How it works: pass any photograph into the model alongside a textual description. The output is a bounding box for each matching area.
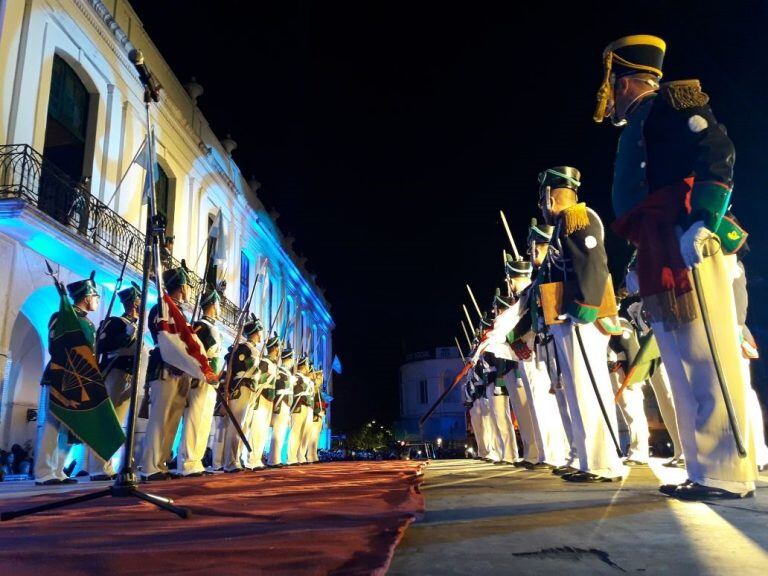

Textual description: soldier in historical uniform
[622,294,685,468]
[484,346,519,467]
[86,282,141,481]
[139,266,193,481]
[287,355,314,465]
[298,360,319,464]
[34,273,100,485]
[220,318,264,471]
[527,219,579,474]
[177,288,222,477]
[598,35,757,498]
[305,367,326,463]
[537,166,625,483]
[243,331,280,470]
[267,344,295,467]
[506,256,570,470]
[607,312,651,466]
[474,361,498,462]
[725,217,768,472]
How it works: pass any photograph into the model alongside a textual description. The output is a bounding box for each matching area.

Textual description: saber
[454,337,466,363]
[460,321,472,349]
[574,324,624,458]
[466,284,482,319]
[500,210,521,261]
[691,265,747,458]
[462,304,475,333]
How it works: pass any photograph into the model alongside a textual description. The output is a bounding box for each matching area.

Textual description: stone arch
[0,284,55,452]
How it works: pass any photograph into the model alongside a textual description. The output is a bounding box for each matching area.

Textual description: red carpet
[0,461,425,575]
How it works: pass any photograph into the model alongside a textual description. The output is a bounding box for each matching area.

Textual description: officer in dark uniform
[598,35,757,499]
[87,282,141,481]
[34,272,100,485]
[537,166,625,483]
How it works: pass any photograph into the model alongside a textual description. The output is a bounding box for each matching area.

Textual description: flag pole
[1,80,191,522]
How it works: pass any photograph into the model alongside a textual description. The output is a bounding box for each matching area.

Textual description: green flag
[45,292,125,460]
[614,331,661,401]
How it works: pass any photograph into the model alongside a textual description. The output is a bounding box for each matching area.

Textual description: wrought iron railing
[0,143,241,329]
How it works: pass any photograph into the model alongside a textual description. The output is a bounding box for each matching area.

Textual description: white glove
[626,301,645,331]
[624,269,640,295]
[680,221,710,268]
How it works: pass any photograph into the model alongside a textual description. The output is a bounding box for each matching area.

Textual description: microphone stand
[2,79,189,521]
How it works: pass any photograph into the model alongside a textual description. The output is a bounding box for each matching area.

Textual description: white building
[0,0,334,459]
[397,347,466,444]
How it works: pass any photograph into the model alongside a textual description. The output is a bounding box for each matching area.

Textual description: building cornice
[66,0,331,322]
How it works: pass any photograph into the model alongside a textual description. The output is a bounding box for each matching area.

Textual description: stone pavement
[390,459,768,575]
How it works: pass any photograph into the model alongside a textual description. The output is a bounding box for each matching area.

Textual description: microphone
[128,49,160,102]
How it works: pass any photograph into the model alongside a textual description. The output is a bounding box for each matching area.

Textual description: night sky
[129,0,768,431]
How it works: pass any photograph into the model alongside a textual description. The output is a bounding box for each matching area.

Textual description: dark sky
[129,0,768,431]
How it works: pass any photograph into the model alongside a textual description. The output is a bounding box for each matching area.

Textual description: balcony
[0,144,241,329]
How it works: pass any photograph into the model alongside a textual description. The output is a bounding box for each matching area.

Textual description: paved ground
[390,459,768,575]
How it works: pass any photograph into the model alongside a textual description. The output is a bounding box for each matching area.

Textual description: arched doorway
[1,311,44,455]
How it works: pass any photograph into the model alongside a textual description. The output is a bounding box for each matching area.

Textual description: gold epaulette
[561,203,590,235]
[661,80,710,110]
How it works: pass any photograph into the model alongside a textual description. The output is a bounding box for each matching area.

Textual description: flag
[471,297,524,363]
[331,354,343,374]
[157,294,216,381]
[208,209,229,283]
[614,331,661,401]
[45,292,125,460]
[138,132,158,206]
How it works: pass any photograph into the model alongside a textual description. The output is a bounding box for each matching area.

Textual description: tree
[347,421,393,451]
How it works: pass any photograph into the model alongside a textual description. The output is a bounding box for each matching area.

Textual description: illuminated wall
[0,0,334,458]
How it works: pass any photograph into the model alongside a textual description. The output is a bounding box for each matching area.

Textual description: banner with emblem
[45,292,126,461]
[156,293,216,382]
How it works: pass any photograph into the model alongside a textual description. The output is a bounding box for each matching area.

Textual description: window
[204,213,218,289]
[239,251,250,309]
[419,380,429,405]
[41,55,93,224]
[155,164,170,222]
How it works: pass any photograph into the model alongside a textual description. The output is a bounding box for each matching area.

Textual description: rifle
[95,237,136,360]
[220,260,269,399]
[229,292,286,395]
[211,260,269,452]
[44,260,66,297]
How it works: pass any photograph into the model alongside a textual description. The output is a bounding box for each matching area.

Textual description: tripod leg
[129,488,192,519]
[0,488,112,522]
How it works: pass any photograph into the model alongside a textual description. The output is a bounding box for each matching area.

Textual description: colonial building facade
[0,0,334,460]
